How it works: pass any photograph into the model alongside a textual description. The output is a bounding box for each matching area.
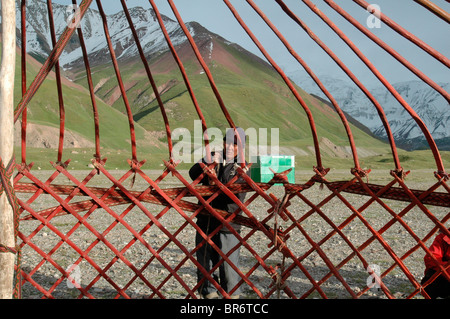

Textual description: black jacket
[189,152,248,233]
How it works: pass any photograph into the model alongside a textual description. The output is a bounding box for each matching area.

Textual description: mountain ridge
[289,72,450,151]
[13,1,185,67]
[9,0,424,170]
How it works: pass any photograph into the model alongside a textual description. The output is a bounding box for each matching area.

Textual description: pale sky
[53,0,450,86]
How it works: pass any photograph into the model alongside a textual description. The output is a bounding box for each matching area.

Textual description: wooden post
[0,0,16,299]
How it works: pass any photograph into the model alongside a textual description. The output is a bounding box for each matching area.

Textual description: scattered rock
[17,170,443,299]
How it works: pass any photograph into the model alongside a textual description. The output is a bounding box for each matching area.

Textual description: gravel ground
[15,169,448,299]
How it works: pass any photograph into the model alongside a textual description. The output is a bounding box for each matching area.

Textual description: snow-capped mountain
[290,72,450,150]
[14,0,192,69]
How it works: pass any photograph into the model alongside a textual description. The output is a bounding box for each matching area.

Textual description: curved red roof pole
[147,0,214,163]
[120,0,173,160]
[301,0,445,174]
[245,0,362,171]
[96,0,137,163]
[223,0,324,170]
[325,0,449,104]
[353,0,450,68]
[14,0,94,123]
[275,0,402,172]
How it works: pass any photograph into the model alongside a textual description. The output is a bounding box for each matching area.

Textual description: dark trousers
[195,224,242,297]
[421,270,450,299]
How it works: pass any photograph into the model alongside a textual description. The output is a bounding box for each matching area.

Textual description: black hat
[223,127,246,147]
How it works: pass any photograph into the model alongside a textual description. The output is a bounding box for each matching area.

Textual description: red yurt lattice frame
[0,0,449,299]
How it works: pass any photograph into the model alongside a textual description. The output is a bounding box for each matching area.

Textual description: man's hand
[208,152,222,185]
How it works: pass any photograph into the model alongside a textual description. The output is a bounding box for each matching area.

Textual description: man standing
[189,127,247,299]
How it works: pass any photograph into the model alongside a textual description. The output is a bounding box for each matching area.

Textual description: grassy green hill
[10,47,168,170]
